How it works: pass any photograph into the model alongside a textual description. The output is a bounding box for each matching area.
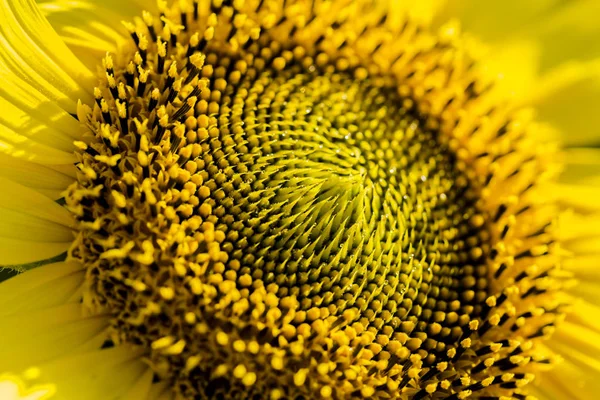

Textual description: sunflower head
[55,0,565,398]
[2,0,596,399]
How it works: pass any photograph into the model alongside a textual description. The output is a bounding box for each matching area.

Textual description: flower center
[67,1,559,398]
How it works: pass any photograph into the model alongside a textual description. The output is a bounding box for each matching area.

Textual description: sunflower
[1,0,599,399]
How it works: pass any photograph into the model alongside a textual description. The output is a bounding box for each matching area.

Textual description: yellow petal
[0,375,53,400]
[434,2,600,147]
[436,1,600,73]
[550,183,600,212]
[38,346,148,400]
[0,286,150,398]
[39,0,155,71]
[0,261,150,400]
[559,210,600,241]
[538,321,600,399]
[0,154,74,200]
[479,39,540,102]
[432,0,559,43]
[0,239,70,265]
[560,148,600,186]
[0,64,83,132]
[533,297,600,399]
[122,369,154,400]
[532,356,600,400]
[0,260,104,373]
[38,0,151,16]
[531,60,600,146]
[0,0,94,112]
[0,207,73,242]
[0,123,76,165]
[49,163,77,179]
[0,26,85,165]
[0,92,79,152]
[524,0,600,72]
[0,261,84,317]
[0,79,82,151]
[0,304,110,372]
[0,179,74,264]
[552,321,600,363]
[570,279,600,306]
[0,178,74,226]
[565,298,600,333]
[0,260,80,300]
[564,237,600,256]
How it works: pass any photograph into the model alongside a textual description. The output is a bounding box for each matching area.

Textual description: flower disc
[67,1,563,398]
